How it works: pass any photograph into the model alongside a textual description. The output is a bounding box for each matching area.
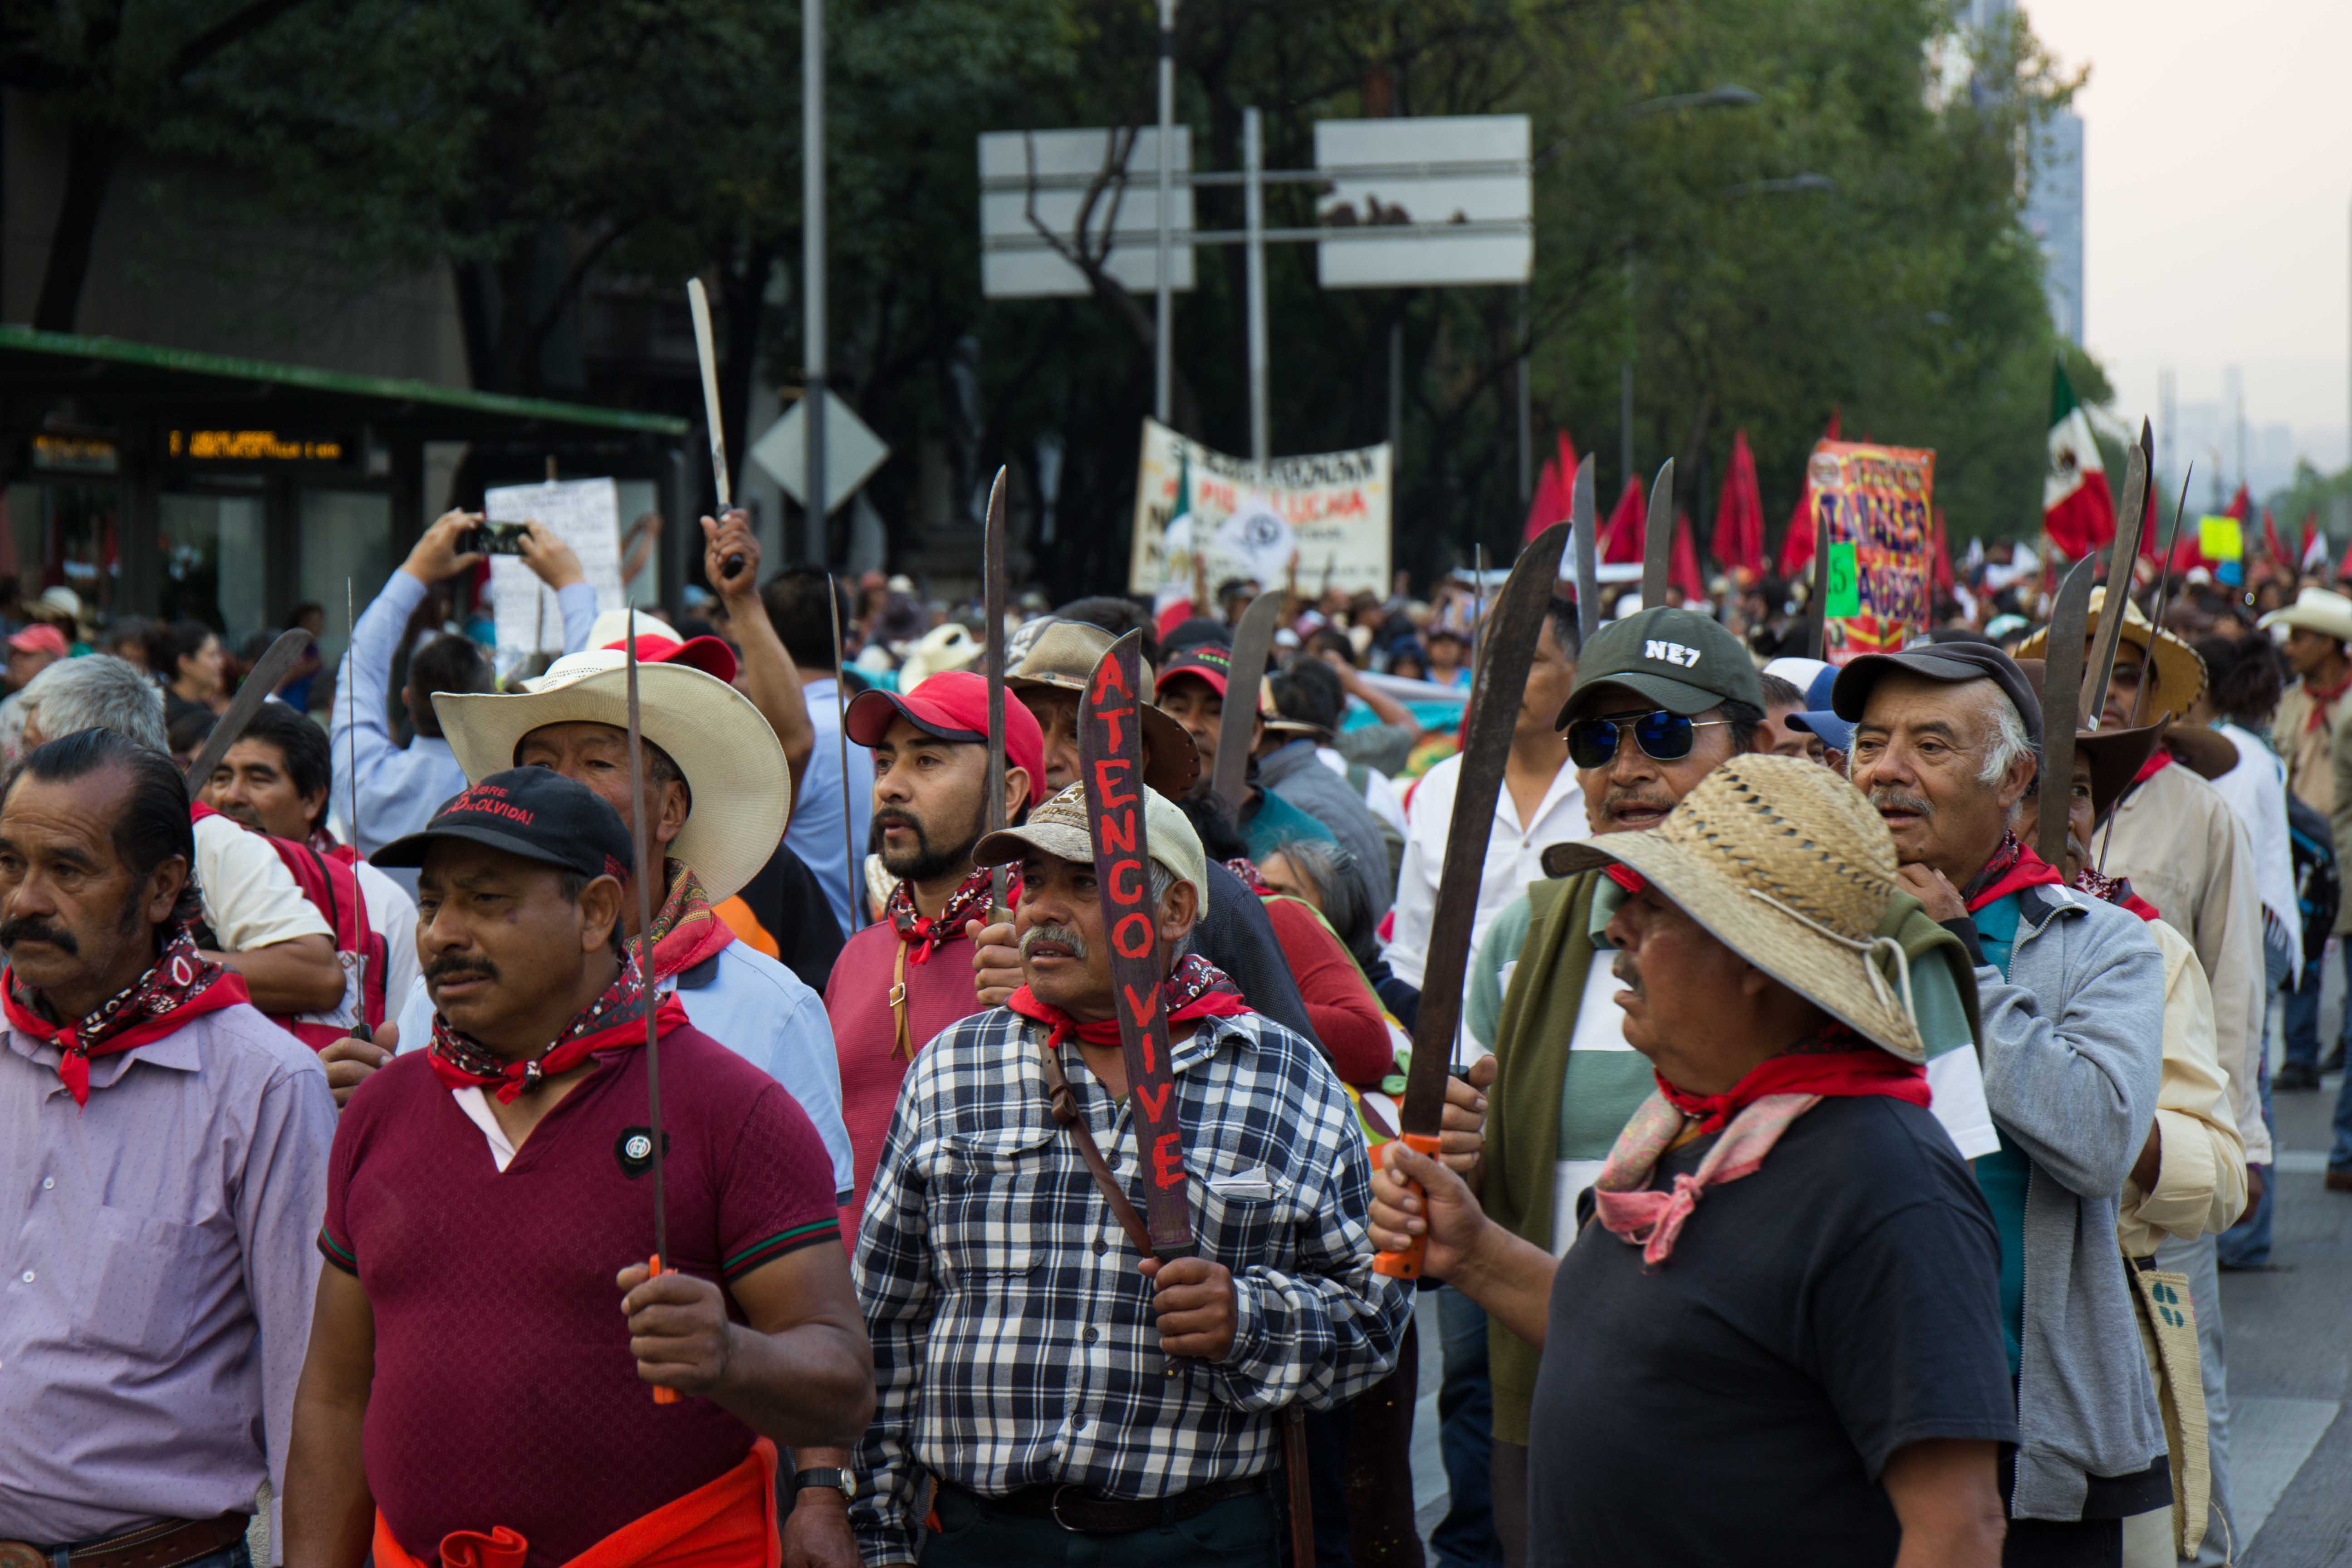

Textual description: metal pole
[1154,0,1177,426]
[803,0,827,559]
[1388,316,1403,461]
[1619,251,1635,493]
[1244,106,1269,466]
[1517,285,1532,504]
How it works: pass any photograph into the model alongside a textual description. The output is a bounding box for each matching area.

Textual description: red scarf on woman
[428,956,689,1103]
[1006,954,1251,1050]
[1654,1039,1932,1136]
[2,927,249,1107]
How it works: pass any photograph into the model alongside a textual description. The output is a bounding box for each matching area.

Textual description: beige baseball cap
[973,780,1208,911]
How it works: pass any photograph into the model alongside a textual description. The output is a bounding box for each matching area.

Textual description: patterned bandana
[1007,953,1252,1050]
[427,955,690,1104]
[886,863,1013,961]
[1,927,249,1108]
[1961,831,2066,914]
[646,859,735,977]
[2074,866,2161,923]
[1225,857,1273,896]
[1592,1026,1930,1266]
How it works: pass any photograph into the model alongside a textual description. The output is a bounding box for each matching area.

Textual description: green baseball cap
[1554,606,1762,729]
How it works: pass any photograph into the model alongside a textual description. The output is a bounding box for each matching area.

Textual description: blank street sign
[1313,116,1532,289]
[978,127,1196,299]
[750,399,890,517]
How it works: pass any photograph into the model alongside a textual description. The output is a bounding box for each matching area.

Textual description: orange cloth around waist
[715,895,781,960]
[371,1436,779,1568]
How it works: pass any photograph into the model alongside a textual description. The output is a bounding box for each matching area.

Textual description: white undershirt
[452,1086,519,1172]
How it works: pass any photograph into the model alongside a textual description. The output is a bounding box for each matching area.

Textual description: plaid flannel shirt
[848,1004,1408,1566]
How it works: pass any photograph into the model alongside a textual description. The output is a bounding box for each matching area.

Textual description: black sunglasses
[1565,710,1731,769]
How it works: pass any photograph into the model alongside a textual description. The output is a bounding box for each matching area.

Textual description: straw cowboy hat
[2259,585,2352,645]
[431,642,789,904]
[2014,585,2205,719]
[897,622,983,687]
[1541,755,1941,1063]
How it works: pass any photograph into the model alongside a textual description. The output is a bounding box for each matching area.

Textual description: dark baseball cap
[1555,606,1762,729]
[372,767,634,883]
[1829,642,2043,746]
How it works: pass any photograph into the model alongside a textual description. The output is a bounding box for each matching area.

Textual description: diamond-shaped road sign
[750,399,891,517]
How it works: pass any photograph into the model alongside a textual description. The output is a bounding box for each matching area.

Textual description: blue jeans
[2282,952,2326,1069]
[1430,1287,1502,1568]
[2332,1038,2352,1171]
[2220,988,2281,1267]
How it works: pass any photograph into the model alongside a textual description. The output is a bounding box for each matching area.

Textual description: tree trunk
[32,122,125,332]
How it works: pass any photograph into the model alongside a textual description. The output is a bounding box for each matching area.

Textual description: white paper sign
[483,478,624,655]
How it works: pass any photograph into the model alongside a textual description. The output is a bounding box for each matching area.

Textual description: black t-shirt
[736,839,847,995]
[1527,1094,2015,1568]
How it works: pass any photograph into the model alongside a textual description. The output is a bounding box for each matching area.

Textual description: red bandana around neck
[1653,1037,1931,1137]
[1961,831,2066,914]
[1006,953,1251,1052]
[886,864,1015,962]
[2074,866,2161,923]
[3,927,249,1107]
[427,956,690,1104]
[646,859,735,978]
[2305,668,2352,732]
[2133,748,2175,786]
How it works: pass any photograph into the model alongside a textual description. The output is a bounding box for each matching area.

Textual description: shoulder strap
[1034,1030,1154,1256]
[890,939,915,1060]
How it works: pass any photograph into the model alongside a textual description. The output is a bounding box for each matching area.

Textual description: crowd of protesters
[6,491,2349,1568]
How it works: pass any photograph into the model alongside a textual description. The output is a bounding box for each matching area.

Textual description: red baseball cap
[599,632,738,684]
[7,624,67,658]
[845,669,1045,786]
[1155,645,1231,699]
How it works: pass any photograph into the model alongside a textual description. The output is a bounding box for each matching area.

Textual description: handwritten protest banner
[1805,441,1936,665]
[1129,419,1392,601]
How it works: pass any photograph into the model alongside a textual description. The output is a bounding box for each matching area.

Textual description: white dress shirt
[1382,750,1586,990]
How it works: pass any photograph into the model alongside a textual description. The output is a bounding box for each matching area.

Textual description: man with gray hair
[1839,642,2173,1561]
[19,655,345,1018]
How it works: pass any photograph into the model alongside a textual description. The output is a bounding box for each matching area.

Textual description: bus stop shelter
[0,325,695,660]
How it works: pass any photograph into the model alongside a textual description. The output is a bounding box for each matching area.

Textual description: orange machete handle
[1371,1132,1444,1280]
[648,1253,681,1404]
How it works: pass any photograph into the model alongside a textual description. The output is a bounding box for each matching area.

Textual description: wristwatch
[793,1467,857,1501]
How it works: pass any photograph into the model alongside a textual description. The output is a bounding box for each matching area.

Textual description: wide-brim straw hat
[2014,586,2205,718]
[2259,585,2352,645]
[432,651,788,904]
[1541,754,1931,1063]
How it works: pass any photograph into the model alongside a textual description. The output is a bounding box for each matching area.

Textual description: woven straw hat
[2014,586,2205,718]
[1543,754,1930,1063]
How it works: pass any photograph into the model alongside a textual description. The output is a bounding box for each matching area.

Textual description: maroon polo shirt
[319,1024,838,1567]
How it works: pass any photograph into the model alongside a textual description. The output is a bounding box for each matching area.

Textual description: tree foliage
[41,0,2092,593]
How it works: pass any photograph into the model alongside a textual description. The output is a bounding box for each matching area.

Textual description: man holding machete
[830,782,1406,1568]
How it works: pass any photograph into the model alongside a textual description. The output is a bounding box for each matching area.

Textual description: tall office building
[1957,0,2086,343]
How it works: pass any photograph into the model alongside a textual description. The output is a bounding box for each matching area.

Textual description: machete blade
[2080,421,2150,724]
[183,628,314,792]
[1374,520,1570,1281]
[983,466,1011,911]
[1076,630,1192,1256]
[1640,458,1675,608]
[1212,589,1283,820]
[1803,513,1830,662]
[1570,455,1600,645]
[2034,555,2097,867]
[2129,461,2195,730]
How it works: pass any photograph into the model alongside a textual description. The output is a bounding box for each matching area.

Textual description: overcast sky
[2024,0,2351,464]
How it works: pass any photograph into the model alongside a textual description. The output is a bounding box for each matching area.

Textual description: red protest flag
[2304,514,2328,573]
[1776,408,1841,578]
[2043,361,2115,557]
[2226,484,2250,522]
[1522,431,1577,544]
[1713,429,1766,574]
[1931,508,1955,595]
[1600,476,1646,564]
[1670,510,1705,602]
[2263,509,2287,568]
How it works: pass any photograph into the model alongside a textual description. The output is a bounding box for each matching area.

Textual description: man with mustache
[284,769,871,1568]
[1838,642,2171,1563]
[1461,608,1999,1567]
[0,728,335,1563]
[834,783,1407,1568]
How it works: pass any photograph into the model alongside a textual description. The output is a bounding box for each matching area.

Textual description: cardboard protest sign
[484,478,624,656]
[1130,419,1390,601]
[1803,441,1936,665]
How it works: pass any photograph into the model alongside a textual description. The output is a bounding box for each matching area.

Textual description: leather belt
[946,1476,1265,1534]
[0,1515,250,1568]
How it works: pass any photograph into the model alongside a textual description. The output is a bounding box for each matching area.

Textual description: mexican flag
[2044,361,2114,557]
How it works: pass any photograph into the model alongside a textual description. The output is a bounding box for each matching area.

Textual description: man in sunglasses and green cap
[1461,607,2001,1567]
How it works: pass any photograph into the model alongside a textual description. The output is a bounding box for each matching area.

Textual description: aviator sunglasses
[1565,710,1732,769]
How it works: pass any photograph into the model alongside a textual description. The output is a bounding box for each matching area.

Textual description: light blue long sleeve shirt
[786,676,872,936]
[332,570,596,883]
[394,938,854,1202]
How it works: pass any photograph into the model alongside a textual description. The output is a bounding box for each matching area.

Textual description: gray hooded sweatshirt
[1967,880,2169,1521]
